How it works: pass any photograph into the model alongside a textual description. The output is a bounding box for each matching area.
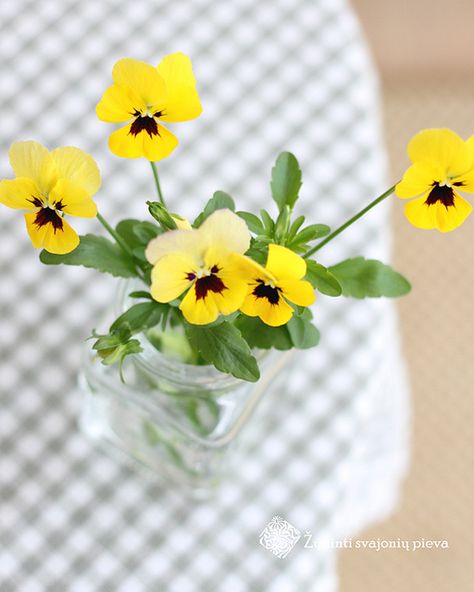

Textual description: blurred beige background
[339,1,474,590]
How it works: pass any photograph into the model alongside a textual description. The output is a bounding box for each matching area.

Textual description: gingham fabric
[0,1,410,591]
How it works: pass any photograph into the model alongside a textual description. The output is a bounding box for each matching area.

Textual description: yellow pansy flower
[146,209,251,325]
[96,53,202,161]
[0,141,100,254]
[396,128,474,232]
[239,244,316,327]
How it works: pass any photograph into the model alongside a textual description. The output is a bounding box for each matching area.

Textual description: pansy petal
[49,179,97,218]
[453,168,474,193]
[199,209,251,254]
[96,83,142,123]
[108,122,178,161]
[239,294,259,318]
[435,194,472,233]
[108,123,144,159]
[9,141,55,193]
[228,253,275,284]
[112,58,166,107]
[395,162,440,199]
[146,228,203,265]
[242,295,293,327]
[212,269,248,315]
[142,123,178,161]
[150,253,196,303]
[266,244,306,280]
[278,279,316,307]
[24,212,79,254]
[407,128,473,177]
[0,178,41,210]
[180,285,219,325]
[404,195,438,230]
[156,52,202,123]
[50,147,101,196]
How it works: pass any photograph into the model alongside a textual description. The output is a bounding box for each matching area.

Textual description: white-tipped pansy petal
[198,209,251,254]
[145,227,203,265]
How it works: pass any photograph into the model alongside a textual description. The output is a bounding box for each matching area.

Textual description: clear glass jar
[79,281,292,496]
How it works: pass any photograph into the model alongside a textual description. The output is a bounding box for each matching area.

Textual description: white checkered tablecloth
[0,1,410,590]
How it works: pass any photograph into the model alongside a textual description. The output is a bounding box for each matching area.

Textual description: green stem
[150,161,166,206]
[303,184,397,258]
[97,212,146,281]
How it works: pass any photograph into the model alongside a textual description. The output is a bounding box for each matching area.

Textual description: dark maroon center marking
[425,183,456,208]
[129,116,159,138]
[128,109,165,138]
[253,279,280,305]
[34,207,64,232]
[194,269,226,301]
[28,196,44,208]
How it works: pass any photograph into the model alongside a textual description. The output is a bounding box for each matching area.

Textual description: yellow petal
[24,211,79,254]
[9,141,55,194]
[179,285,219,325]
[211,263,249,316]
[112,58,166,108]
[150,253,196,302]
[239,294,259,318]
[146,228,203,265]
[0,178,41,209]
[395,162,440,199]
[278,279,316,307]
[199,209,251,254]
[435,193,472,232]
[407,128,473,177]
[228,253,275,284]
[96,83,141,123]
[171,214,192,230]
[156,52,202,123]
[108,122,178,160]
[453,167,474,193]
[142,123,178,161]
[241,294,294,327]
[266,244,306,280]
[50,147,101,196]
[403,195,437,229]
[49,179,97,218]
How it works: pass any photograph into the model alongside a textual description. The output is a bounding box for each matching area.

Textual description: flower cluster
[145,208,315,326]
[0,52,469,381]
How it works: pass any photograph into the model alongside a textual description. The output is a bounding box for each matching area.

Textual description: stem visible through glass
[304,184,397,258]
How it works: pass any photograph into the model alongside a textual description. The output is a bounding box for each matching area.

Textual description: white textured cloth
[0,1,409,590]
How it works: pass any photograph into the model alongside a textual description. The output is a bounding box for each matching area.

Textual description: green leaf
[305,260,342,297]
[194,191,235,227]
[128,291,153,300]
[328,257,412,298]
[237,211,264,234]
[39,234,137,278]
[287,215,306,241]
[270,152,302,211]
[260,209,274,235]
[110,302,166,333]
[116,219,160,249]
[134,221,161,244]
[292,223,331,243]
[235,316,293,350]
[185,321,260,382]
[286,316,320,349]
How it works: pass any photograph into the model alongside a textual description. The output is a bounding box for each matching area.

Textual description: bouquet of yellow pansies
[1,53,472,383]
